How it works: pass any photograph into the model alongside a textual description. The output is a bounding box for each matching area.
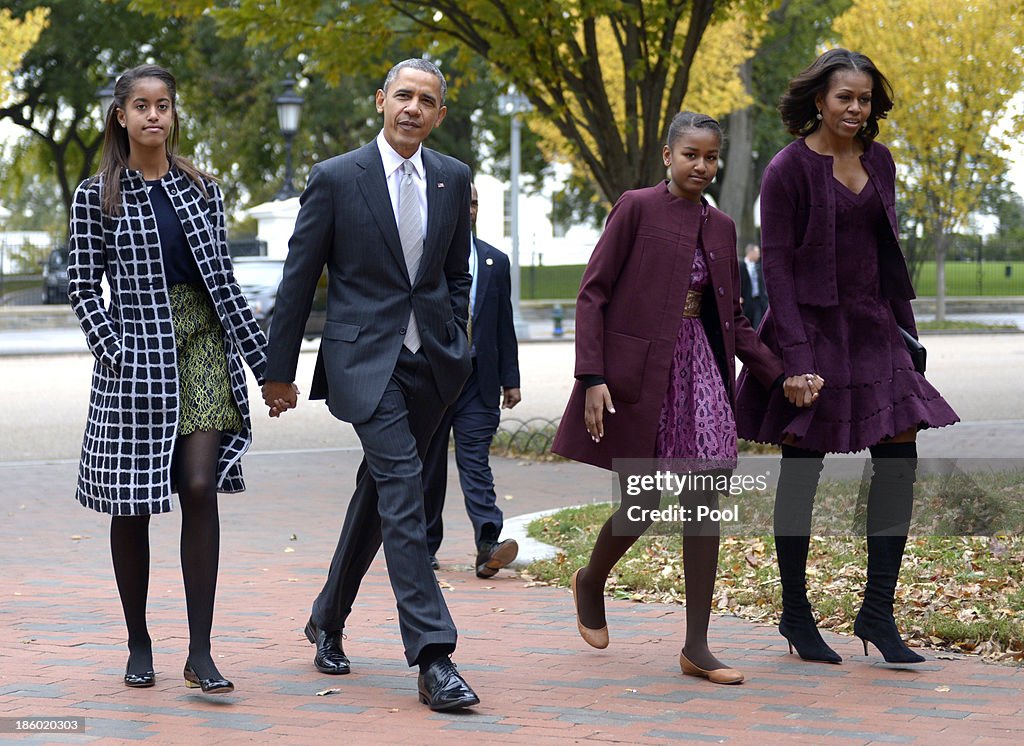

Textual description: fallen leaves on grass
[526,506,1024,663]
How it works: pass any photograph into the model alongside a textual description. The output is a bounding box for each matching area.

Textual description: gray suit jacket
[265,141,473,423]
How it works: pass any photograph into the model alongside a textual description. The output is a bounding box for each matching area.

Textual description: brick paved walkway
[1,451,1021,744]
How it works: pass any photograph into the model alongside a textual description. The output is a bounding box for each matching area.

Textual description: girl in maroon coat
[735,50,958,666]
[552,113,791,685]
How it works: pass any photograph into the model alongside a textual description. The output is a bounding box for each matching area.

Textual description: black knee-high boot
[775,445,841,663]
[854,441,924,663]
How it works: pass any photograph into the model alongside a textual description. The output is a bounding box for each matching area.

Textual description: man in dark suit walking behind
[740,243,768,330]
[261,58,479,711]
[422,184,521,577]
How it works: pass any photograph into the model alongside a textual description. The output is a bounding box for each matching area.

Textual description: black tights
[775,441,917,537]
[110,430,224,679]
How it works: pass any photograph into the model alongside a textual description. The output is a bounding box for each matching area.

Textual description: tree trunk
[716,60,756,256]
[934,224,949,323]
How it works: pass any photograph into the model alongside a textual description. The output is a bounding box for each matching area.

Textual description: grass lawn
[526,472,1024,661]
[520,261,1024,300]
[912,261,1024,296]
[917,319,1019,331]
[0,278,43,297]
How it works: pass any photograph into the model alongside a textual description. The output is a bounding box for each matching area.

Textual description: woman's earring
[815,110,823,121]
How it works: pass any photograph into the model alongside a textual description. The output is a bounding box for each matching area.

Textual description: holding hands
[262,380,300,417]
[783,373,825,408]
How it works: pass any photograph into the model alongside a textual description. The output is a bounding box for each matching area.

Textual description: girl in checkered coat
[68,64,282,694]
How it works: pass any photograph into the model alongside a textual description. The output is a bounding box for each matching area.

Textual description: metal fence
[491,417,562,459]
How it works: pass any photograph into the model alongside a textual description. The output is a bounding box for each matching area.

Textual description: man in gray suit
[262,59,478,711]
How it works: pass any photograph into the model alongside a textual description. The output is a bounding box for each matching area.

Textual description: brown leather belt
[683,289,702,318]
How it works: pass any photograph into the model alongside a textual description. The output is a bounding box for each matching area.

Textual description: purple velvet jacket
[759,139,916,375]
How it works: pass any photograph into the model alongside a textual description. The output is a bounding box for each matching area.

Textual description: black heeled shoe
[855,535,925,664]
[779,612,842,664]
[854,615,925,664]
[123,668,155,688]
[855,631,925,663]
[183,660,234,694]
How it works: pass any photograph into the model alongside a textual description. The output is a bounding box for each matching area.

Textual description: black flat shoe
[304,617,351,675]
[183,660,234,694]
[417,657,479,711]
[123,669,155,688]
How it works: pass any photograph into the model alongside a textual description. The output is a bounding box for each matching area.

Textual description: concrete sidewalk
[1,449,1022,745]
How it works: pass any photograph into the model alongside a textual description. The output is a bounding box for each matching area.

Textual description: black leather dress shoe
[123,669,155,688]
[304,618,351,675]
[475,538,519,578]
[183,660,234,694]
[417,657,480,711]
[429,555,440,570]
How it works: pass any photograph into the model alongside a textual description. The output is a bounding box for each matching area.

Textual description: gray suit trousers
[311,347,457,666]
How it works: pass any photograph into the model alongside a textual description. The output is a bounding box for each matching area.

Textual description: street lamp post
[96,71,119,123]
[273,77,304,200]
[498,90,532,341]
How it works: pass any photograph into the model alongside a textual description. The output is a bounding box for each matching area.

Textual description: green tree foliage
[175,27,551,216]
[0,0,183,235]
[2,3,552,234]
[133,0,755,204]
[986,187,1024,262]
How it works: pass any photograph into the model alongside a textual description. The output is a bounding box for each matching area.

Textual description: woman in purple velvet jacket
[735,49,958,666]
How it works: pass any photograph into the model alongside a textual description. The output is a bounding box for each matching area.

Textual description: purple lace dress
[654,241,737,470]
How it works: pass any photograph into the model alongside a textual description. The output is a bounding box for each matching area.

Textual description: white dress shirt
[468,236,479,315]
[376,130,428,237]
[745,257,761,297]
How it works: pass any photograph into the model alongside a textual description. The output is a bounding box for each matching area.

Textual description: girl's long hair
[98,64,215,216]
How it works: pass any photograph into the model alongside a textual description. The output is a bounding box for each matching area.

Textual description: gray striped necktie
[398,160,423,352]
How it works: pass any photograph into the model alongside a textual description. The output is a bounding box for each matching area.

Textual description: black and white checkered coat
[68,165,267,516]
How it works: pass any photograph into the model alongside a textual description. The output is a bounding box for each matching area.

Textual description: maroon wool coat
[551,183,785,471]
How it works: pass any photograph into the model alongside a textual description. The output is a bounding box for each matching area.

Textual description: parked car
[232,256,327,339]
[41,247,70,304]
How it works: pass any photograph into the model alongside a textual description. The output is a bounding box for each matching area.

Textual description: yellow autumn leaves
[836,0,1024,237]
[0,8,49,106]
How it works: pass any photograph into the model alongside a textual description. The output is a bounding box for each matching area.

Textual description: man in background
[422,184,522,578]
[740,243,768,330]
